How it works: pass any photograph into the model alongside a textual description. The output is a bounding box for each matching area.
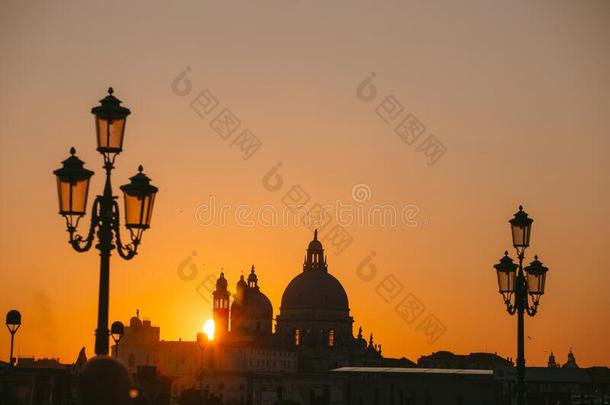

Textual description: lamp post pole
[9,332,15,365]
[516,251,526,405]
[53,88,158,356]
[493,206,549,405]
[95,164,114,355]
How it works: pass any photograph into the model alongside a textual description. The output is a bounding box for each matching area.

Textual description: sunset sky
[1,1,609,367]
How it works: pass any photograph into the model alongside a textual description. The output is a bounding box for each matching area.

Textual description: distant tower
[563,348,579,368]
[547,351,558,368]
[213,272,230,342]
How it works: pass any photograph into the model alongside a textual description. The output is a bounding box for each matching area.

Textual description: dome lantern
[305,229,327,272]
[280,231,349,312]
[247,265,258,288]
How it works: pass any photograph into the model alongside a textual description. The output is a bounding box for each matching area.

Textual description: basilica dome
[281,270,349,311]
[280,230,349,312]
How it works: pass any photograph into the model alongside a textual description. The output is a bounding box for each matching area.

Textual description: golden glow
[203,319,215,341]
[0,1,609,368]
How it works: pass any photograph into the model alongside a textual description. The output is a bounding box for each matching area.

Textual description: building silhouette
[109,232,609,404]
[548,351,559,368]
[2,231,609,404]
[563,348,579,369]
[115,231,412,400]
[417,350,513,370]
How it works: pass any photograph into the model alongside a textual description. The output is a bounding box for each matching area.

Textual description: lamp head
[6,310,21,334]
[91,87,131,157]
[509,205,533,249]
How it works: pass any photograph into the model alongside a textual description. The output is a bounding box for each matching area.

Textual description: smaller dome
[232,267,273,320]
[231,288,273,319]
[236,275,247,289]
[129,316,142,328]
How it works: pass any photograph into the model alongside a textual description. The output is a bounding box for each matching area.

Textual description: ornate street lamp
[53,88,158,356]
[120,166,158,242]
[494,251,518,303]
[53,148,94,229]
[524,256,548,307]
[111,321,125,358]
[5,310,21,367]
[493,206,550,405]
[91,87,130,157]
[509,205,533,249]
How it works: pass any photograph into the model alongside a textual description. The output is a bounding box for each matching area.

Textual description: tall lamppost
[5,310,21,366]
[493,206,549,405]
[53,88,158,356]
[111,321,125,358]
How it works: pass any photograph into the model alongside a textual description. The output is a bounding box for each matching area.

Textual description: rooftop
[332,367,493,376]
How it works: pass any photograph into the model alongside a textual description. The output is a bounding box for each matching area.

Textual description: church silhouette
[115,231,413,394]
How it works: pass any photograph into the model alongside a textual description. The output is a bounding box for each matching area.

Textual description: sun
[203,319,215,341]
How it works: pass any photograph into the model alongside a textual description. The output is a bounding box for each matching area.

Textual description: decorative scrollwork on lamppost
[53,88,158,356]
[493,206,549,405]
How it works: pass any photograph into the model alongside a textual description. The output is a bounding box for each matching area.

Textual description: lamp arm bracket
[112,200,139,260]
[67,198,100,253]
[506,301,517,315]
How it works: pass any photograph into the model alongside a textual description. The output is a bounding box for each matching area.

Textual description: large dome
[281,270,349,311]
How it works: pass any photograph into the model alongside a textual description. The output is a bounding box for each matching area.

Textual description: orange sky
[1,1,609,367]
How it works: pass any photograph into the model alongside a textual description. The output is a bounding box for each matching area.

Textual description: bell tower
[213,272,230,342]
